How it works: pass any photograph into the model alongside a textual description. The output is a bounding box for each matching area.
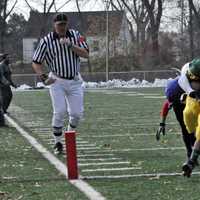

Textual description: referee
[32,13,89,154]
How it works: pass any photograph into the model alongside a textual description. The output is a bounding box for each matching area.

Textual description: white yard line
[77,147,101,150]
[79,132,180,138]
[81,147,185,153]
[78,161,130,166]
[82,167,141,172]
[82,171,200,179]
[5,114,105,200]
[77,154,115,157]
[78,158,121,162]
[47,142,95,147]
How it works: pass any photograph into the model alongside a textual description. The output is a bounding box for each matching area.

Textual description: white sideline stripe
[78,161,130,166]
[82,167,141,172]
[5,115,105,200]
[83,171,200,179]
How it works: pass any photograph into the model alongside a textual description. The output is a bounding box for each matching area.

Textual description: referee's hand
[40,74,56,85]
[44,77,56,85]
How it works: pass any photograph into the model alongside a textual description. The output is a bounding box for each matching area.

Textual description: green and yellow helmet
[187,58,200,81]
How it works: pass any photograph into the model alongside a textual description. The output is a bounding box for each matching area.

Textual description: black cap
[53,13,68,24]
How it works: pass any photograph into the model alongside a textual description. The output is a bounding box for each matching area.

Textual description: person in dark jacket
[0,54,17,126]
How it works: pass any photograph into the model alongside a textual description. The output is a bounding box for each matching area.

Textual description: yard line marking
[143,96,165,99]
[79,132,181,138]
[47,141,95,147]
[45,138,89,144]
[61,146,181,154]
[5,114,105,200]
[82,171,200,179]
[78,161,130,166]
[78,158,121,162]
[77,154,115,157]
[77,144,97,147]
[81,146,185,153]
[82,167,141,172]
[77,147,101,150]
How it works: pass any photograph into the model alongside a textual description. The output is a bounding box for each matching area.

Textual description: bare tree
[23,0,60,37]
[188,0,200,27]
[0,0,17,51]
[75,0,92,72]
[188,0,194,59]
[142,0,163,64]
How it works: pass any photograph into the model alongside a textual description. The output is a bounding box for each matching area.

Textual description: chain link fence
[12,70,178,87]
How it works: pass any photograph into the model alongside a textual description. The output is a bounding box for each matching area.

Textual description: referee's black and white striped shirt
[33,29,89,79]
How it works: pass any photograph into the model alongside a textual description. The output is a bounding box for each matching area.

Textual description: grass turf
[2,87,199,200]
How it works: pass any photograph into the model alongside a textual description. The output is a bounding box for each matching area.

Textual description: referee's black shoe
[54,142,63,155]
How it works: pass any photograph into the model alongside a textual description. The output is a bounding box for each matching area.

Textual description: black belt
[57,75,74,80]
[57,73,78,80]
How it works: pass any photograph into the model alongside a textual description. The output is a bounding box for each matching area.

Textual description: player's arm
[156,100,171,140]
[178,63,194,94]
[160,100,171,122]
[178,74,193,94]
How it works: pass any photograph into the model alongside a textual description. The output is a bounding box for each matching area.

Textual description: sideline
[5,114,105,200]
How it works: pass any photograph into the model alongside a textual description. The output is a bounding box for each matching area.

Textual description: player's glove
[39,74,55,85]
[189,91,200,100]
[156,122,165,141]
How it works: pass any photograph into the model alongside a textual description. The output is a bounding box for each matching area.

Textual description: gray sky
[9,0,105,19]
[8,0,183,32]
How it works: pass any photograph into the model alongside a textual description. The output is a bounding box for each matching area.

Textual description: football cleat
[53,142,63,155]
[182,160,195,178]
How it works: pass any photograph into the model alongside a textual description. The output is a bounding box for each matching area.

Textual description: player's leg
[182,98,200,177]
[173,103,195,158]
[49,82,67,154]
[66,80,83,131]
[0,88,5,126]
[2,86,12,113]
[182,140,200,178]
[183,97,198,134]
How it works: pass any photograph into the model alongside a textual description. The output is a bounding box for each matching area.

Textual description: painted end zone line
[5,114,105,200]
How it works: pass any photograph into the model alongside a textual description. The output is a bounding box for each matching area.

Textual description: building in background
[23,10,131,63]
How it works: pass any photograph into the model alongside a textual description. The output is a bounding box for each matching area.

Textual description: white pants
[49,73,84,129]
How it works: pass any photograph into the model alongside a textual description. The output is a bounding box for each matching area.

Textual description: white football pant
[49,73,84,130]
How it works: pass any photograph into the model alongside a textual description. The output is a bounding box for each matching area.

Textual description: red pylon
[65,131,78,179]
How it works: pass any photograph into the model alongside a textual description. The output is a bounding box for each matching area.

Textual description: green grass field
[1,87,200,200]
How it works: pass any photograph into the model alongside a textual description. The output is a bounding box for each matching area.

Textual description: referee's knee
[69,112,83,127]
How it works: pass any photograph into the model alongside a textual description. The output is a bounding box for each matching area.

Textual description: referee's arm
[71,45,89,58]
[72,32,89,58]
[32,38,47,76]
